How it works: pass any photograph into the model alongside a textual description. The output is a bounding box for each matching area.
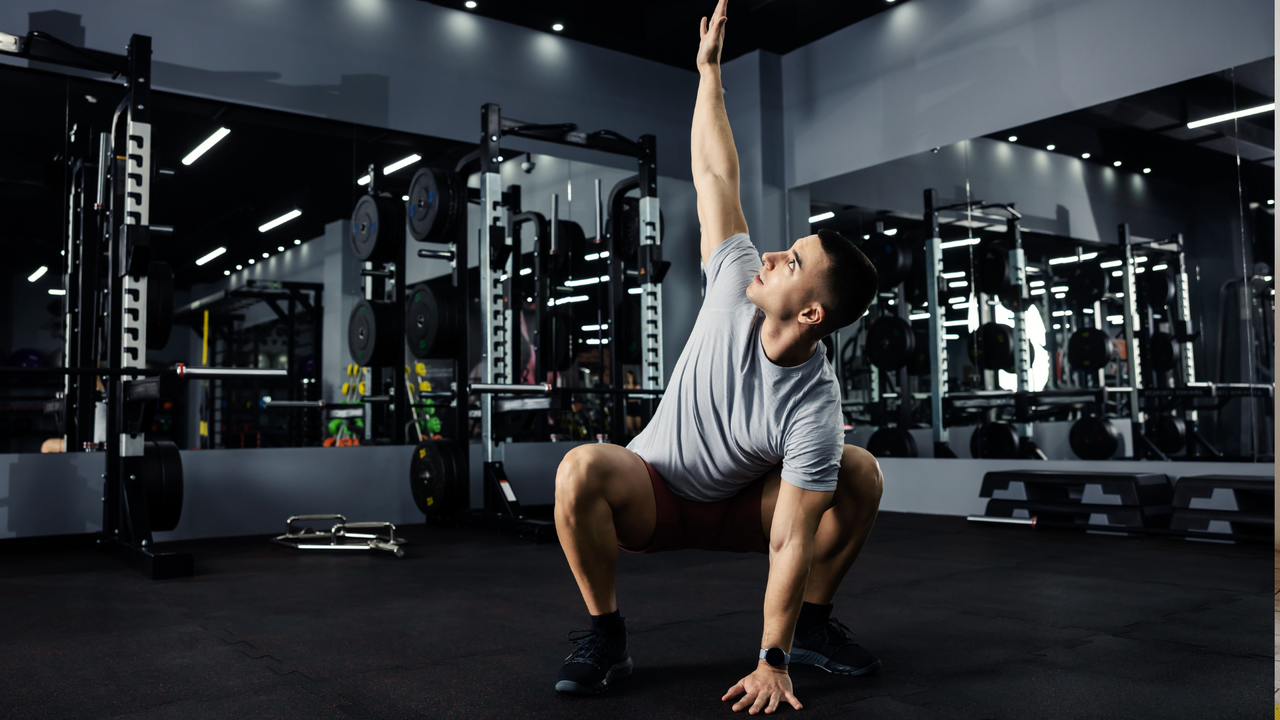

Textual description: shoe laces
[564,629,621,669]
[819,618,859,649]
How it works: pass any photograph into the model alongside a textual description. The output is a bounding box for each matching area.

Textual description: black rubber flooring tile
[902,632,1272,720]
[1113,592,1273,658]
[108,684,353,720]
[862,563,1241,635]
[864,527,1093,569]
[1018,538,1273,596]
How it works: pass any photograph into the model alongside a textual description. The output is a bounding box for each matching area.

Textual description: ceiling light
[223,270,231,276]
[465,0,476,7]
[883,228,898,236]
[1030,288,1046,296]
[236,264,243,270]
[294,239,302,245]
[402,195,410,201]
[27,266,48,282]
[195,246,227,266]
[248,259,255,265]
[556,294,589,304]
[1142,168,1151,174]
[943,319,970,327]
[1048,252,1098,265]
[940,271,966,279]
[1100,260,1122,268]
[1008,135,1018,142]
[565,277,601,287]
[863,234,870,240]
[48,288,65,296]
[949,280,969,288]
[1050,286,1070,292]
[357,173,372,186]
[1029,280,1045,287]
[1186,102,1275,129]
[909,313,929,321]
[1046,144,1055,151]
[1268,199,1275,205]
[1113,161,1122,167]
[808,211,835,223]
[85,95,97,103]
[1151,264,1168,272]
[277,246,285,252]
[552,23,564,31]
[383,154,422,175]
[181,127,230,166]
[939,237,980,249]
[258,209,301,233]
[519,267,532,276]
[262,252,270,259]
[628,287,642,295]
[1081,152,1091,159]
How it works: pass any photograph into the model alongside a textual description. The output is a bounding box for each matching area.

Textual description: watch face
[765,647,786,667]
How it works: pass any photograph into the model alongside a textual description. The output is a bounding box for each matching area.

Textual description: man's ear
[799,302,825,327]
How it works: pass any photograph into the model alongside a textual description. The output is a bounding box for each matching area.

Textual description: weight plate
[1069,417,1121,460]
[1140,271,1176,308]
[1146,331,1180,373]
[1066,327,1114,371]
[968,323,1015,372]
[405,280,461,359]
[866,427,918,458]
[146,261,174,351]
[866,239,913,291]
[907,329,930,376]
[866,316,915,371]
[407,167,464,244]
[970,422,1021,459]
[1153,415,1186,455]
[141,440,183,532]
[410,440,461,516]
[350,193,405,263]
[348,299,398,366]
[975,245,1011,298]
[1065,263,1109,305]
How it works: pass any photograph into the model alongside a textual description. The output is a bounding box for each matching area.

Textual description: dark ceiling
[421,0,907,71]
[0,63,472,290]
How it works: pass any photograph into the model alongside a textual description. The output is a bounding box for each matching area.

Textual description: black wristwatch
[759,647,790,668]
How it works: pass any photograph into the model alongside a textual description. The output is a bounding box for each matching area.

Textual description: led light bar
[627,287,642,295]
[196,246,227,266]
[584,253,601,261]
[383,154,422,175]
[554,295,589,305]
[939,238,980,249]
[908,313,930,321]
[943,319,970,327]
[1107,315,1124,324]
[1047,252,1098,265]
[48,288,65,296]
[1186,103,1275,129]
[940,271,967,279]
[258,209,301,233]
[581,324,609,332]
[1029,280,1045,287]
[1099,260,1122,268]
[357,174,372,186]
[565,277,601,287]
[883,228,898,236]
[181,127,230,166]
[1030,288,1046,296]
[519,268,532,276]
[27,266,48,282]
[1151,264,1168,271]
[808,211,835,223]
[949,280,969,288]
[947,296,968,304]
[1050,285,1069,292]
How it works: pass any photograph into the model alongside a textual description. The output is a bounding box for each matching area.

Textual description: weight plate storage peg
[866,316,915,371]
[970,422,1021,459]
[410,440,464,516]
[968,323,1016,372]
[348,299,398,366]
[866,427,918,458]
[350,193,405,263]
[146,261,175,350]
[1066,327,1115,371]
[405,281,460,359]
[141,441,184,532]
[407,167,465,244]
[1069,416,1122,460]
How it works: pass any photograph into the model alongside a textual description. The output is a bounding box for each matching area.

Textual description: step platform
[981,470,1174,529]
[1169,475,1274,540]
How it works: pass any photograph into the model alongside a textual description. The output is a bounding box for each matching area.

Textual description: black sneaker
[791,618,881,676]
[554,629,633,695]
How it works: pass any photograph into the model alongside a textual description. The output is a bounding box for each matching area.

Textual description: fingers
[732,688,758,713]
[722,681,744,702]
[750,691,770,715]
[785,691,804,711]
[766,693,781,714]
[700,16,707,38]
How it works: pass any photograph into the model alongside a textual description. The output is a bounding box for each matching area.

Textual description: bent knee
[554,445,606,504]
[839,444,883,505]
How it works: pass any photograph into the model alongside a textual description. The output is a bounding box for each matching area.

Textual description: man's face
[745,234,829,326]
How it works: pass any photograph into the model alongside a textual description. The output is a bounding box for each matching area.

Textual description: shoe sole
[790,648,881,676]
[555,656,633,695]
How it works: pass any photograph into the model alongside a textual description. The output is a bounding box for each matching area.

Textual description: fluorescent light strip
[383,154,422,175]
[1052,310,1072,317]
[1030,288,1046,296]
[565,277,601,287]
[1050,286,1069,292]
[627,287,642,295]
[583,253,601,261]
[1186,103,1275,129]
[48,288,66,296]
[940,271,967,279]
[196,246,227,266]
[947,296,968,304]
[181,127,230,166]
[939,238,980,249]
[1029,280,1045,287]
[357,173,372,186]
[908,313,929,321]
[943,319,970,327]
[949,280,969,288]
[808,211,835,223]
[1047,252,1098,265]
[585,338,609,345]
[27,266,48,282]
[1099,260,1122,268]
[581,324,609,332]
[258,209,301,233]
[552,295,590,305]
[519,268,532,276]
[883,228,898,236]
[1151,264,1168,271]
[944,334,960,340]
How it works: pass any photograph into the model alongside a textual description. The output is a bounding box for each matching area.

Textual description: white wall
[782,0,1276,187]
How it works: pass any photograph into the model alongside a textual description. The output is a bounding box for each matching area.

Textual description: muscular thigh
[560,443,657,548]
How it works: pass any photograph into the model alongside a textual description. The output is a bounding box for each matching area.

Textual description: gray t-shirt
[627,234,844,502]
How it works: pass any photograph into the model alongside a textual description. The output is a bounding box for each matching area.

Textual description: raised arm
[693,0,749,267]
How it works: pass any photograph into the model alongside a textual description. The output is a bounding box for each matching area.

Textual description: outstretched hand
[697,0,729,71]
[722,665,804,715]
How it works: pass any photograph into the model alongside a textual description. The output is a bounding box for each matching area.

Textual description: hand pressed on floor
[722,665,803,714]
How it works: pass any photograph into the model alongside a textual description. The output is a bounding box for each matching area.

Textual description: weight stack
[979,470,1173,529]
[1169,475,1274,542]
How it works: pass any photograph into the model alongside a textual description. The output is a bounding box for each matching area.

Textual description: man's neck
[759,313,818,368]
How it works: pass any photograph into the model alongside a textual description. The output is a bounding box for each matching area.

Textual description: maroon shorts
[620,459,769,555]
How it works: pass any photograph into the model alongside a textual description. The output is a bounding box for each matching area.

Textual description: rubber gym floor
[0,511,1268,719]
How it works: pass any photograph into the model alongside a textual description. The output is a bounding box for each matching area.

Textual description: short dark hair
[815,228,877,331]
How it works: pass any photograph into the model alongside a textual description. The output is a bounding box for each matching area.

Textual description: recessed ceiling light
[465,0,476,7]
[236,264,243,270]
[27,266,48,283]
[1081,152,1091,159]
[402,195,410,201]
[1046,144,1055,151]
[258,209,301,233]
[248,259,255,265]
[552,23,564,31]
[262,252,270,258]
[277,246,285,252]
[1113,160,1122,167]
[196,246,227,266]
[223,270,231,276]
[1268,199,1275,205]
[294,239,302,245]
[182,127,230,166]
[1142,167,1151,174]
[1008,135,1018,142]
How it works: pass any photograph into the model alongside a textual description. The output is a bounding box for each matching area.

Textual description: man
[552,0,883,713]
